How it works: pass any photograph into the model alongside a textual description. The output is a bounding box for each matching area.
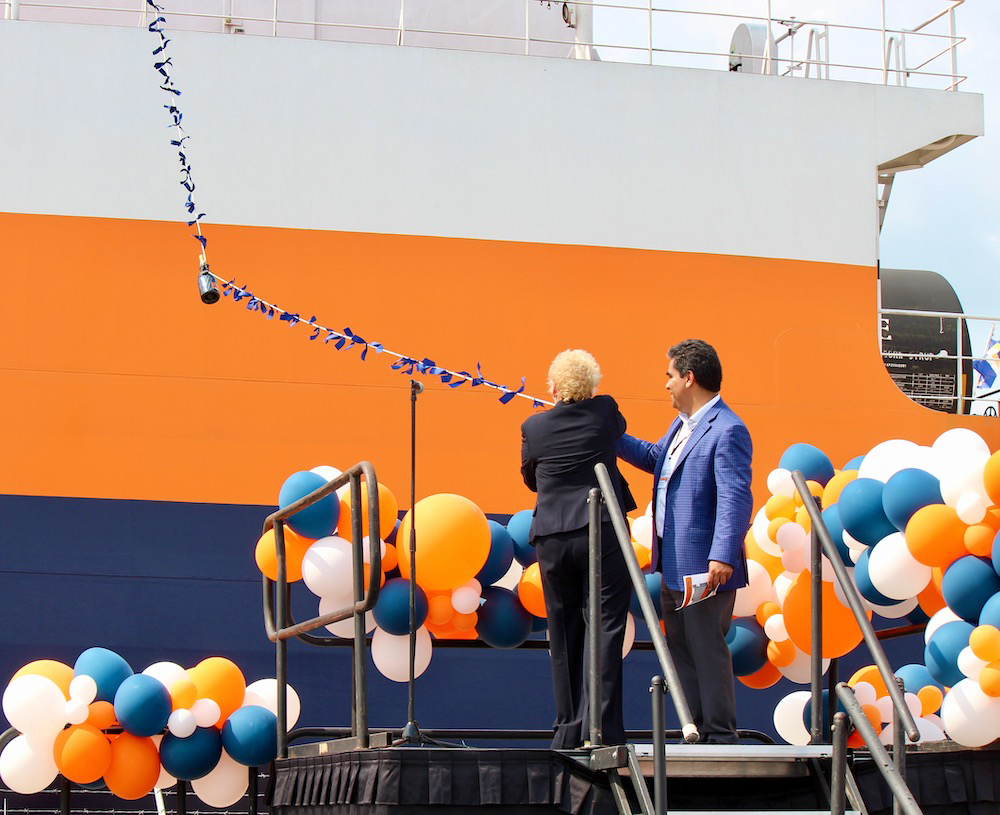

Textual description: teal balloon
[630,572,663,618]
[114,674,171,737]
[373,578,427,635]
[159,727,223,781]
[895,663,943,693]
[837,478,895,546]
[820,505,852,565]
[726,619,768,677]
[924,621,973,688]
[980,591,1000,628]
[222,706,278,767]
[882,469,942,532]
[278,470,339,539]
[778,443,834,486]
[74,647,133,703]
[942,556,1000,623]
[477,587,532,648]
[506,510,536,567]
[477,521,515,585]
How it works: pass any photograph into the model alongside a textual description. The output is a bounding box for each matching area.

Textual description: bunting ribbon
[218,276,552,408]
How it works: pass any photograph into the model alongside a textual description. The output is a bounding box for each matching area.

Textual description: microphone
[410,380,424,395]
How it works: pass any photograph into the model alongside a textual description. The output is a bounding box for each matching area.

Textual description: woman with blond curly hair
[520,349,636,748]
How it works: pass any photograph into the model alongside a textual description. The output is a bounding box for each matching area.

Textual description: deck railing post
[587,487,604,747]
[651,675,667,815]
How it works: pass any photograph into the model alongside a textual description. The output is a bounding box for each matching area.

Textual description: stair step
[630,744,836,778]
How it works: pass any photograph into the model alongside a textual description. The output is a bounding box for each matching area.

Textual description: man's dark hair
[668,339,723,392]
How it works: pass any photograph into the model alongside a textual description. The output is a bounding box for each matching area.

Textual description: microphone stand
[400,379,423,744]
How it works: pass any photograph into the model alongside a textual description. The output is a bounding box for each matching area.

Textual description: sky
[591,0,1000,357]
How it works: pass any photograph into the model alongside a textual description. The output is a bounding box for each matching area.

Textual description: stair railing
[261,461,382,756]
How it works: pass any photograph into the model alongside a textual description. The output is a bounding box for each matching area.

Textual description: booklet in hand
[678,571,718,609]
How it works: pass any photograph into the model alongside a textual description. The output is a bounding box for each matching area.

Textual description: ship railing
[879,307,1000,416]
[261,460,382,757]
[790,468,925,815]
[1,0,966,92]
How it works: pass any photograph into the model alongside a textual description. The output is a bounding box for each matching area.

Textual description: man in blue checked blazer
[617,339,753,744]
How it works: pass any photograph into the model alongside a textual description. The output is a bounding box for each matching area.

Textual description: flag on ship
[973,323,1000,388]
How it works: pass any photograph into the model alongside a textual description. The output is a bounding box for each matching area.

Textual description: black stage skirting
[270,745,1000,815]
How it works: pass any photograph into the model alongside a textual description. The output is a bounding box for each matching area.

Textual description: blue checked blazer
[616,399,753,592]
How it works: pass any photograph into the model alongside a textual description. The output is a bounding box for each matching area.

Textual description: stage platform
[269,741,1000,815]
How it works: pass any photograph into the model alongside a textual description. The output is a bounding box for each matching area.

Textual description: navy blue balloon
[630,572,664,618]
[506,510,536,567]
[278,470,339,539]
[905,605,930,626]
[477,586,532,649]
[820,505,852,566]
[853,548,895,606]
[837,478,895,546]
[991,531,1000,579]
[843,455,864,471]
[373,578,428,635]
[159,727,223,781]
[924,620,974,687]
[881,469,943,532]
[802,689,845,734]
[114,674,172,737]
[477,521,515,585]
[74,647,133,703]
[778,443,835,486]
[531,615,549,633]
[980,591,1000,629]
[941,556,1000,623]
[726,619,768,677]
[894,663,943,693]
[385,519,400,546]
[222,706,278,767]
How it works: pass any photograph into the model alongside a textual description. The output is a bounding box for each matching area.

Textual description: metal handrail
[790,470,919,745]
[592,463,698,743]
[834,683,924,815]
[261,461,381,756]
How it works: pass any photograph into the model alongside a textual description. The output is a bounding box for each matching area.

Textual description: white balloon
[65,698,89,725]
[880,716,946,745]
[311,465,342,483]
[925,607,963,644]
[957,492,990,525]
[853,681,877,707]
[622,613,636,658]
[774,571,796,606]
[777,646,830,684]
[848,547,864,564]
[68,674,98,705]
[2,675,68,739]
[494,559,524,591]
[875,695,894,723]
[319,594,376,638]
[243,679,301,729]
[361,535,386,564]
[958,645,988,680]
[773,691,811,745]
[819,556,836,582]
[0,733,59,794]
[767,468,796,498]
[152,734,177,790]
[371,626,432,682]
[192,698,222,728]
[301,536,355,599]
[643,501,653,517]
[938,449,989,509]
[857,440,921,483]
[168,708,198,738]
[142,662,188,693]
[764,613,788,642]
[631,515,654,549]
[842,530,868,551]
[867,533,931,600]
[191,749,249,808]
[733,560,776,617]
[775,522,807,552]
[941,679,1000,747]
[451,586,481,615]
[868,596,918,620]
[781,547,807,574]
[462,578,482,594]
[752,508,781,557]
[933,428,990,457]
[905,691,923,718]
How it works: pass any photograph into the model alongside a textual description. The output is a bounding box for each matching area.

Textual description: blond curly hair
[547,349,602,403]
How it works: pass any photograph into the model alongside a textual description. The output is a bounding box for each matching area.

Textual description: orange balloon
[970,625,1000,663]
[339,482,399,541]
[905,504,967,568]
[861,703,882,728]
[767,639,796,668]
[53,724,112,783]
[965,521,998,557]
[518,562,547,617]
[917,580,946,617]
[426,593,455,625]
[86,700,118,730]
[382,542,398,573]
[756,601,781,627]
[793,480,824,507]
[738,661,781,689]
[795,506,812,534]
[12,660,73,700]
[917,685,943,716]
[765,495,796,521]
[170,676,198,711]
[104,733,160,800]
[187,657,246,727]
[767,517,791,542]
[984,451,1000,506]
[847,730,865,748]
[822,470,858,509]
[745,530,784,581]
[782,571,867,658]
[848,665,888,698]
[981,662,1000,697]
[633,542,651,570]
[452,611,478,631]
[398,494,491,591]
[255,526,313,582]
